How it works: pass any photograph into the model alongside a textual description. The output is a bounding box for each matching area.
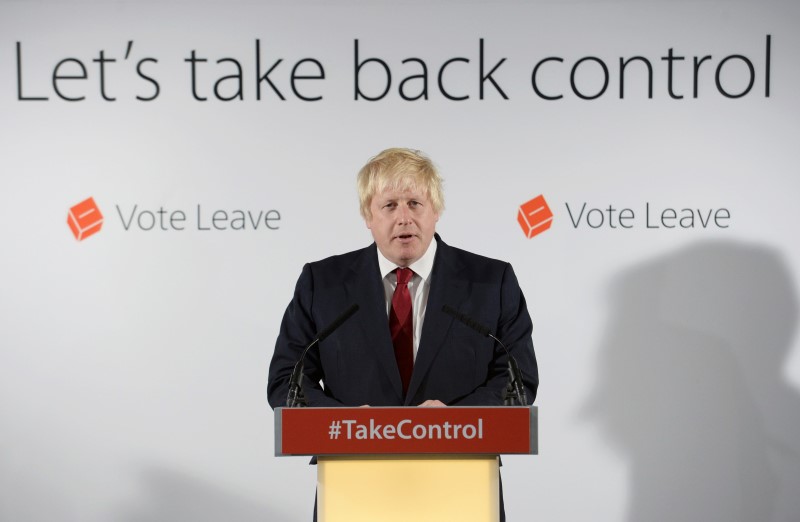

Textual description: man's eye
[409,201,420,207]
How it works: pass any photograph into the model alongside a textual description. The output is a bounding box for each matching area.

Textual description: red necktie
[390,268,414,396]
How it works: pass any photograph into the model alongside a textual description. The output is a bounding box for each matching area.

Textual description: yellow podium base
[317,455,499,522]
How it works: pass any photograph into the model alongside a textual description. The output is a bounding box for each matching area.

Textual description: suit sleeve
[267,263,345,409]
[450,263,539,406]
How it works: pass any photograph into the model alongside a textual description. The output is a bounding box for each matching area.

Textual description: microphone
[442,305,528,406]
[286,304,359,407]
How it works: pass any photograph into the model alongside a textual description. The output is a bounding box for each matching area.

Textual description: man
[267,148,538,408]
[267,148,538,520]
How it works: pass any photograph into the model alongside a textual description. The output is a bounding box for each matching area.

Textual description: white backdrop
[2,1,799,521]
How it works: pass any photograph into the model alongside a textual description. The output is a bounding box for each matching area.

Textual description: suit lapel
[405,236,469,404]
[345,244,404,402]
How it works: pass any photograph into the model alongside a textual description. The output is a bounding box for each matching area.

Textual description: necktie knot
[396,267,413,286]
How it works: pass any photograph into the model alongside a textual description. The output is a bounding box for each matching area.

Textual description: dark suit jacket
[267,234,538,408]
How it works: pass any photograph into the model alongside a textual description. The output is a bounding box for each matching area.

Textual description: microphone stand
[489,334,528,406]
[443,305,528,406]
[286,304,359,408]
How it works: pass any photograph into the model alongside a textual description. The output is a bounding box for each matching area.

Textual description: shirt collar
[377,237,438,282]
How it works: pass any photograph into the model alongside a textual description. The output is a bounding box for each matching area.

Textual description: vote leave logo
[65,194,283,239]
[67,197,104,241]
[517,195,553,239]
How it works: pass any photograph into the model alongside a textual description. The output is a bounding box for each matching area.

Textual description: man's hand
[418,399,447,407]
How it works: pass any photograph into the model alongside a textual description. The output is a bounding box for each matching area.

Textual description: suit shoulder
[306,244,374,274]
[445,243,511,271]
[436,240,519,286]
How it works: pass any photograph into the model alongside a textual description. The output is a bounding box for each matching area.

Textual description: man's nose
[396,204,412,224]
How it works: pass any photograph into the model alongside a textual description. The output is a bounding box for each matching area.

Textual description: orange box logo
[517,195,553,238]
[67,197,104,241]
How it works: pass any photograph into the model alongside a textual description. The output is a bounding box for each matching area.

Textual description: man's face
[366,186,439,267]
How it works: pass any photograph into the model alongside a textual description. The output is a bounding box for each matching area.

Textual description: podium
[275,406,538,522]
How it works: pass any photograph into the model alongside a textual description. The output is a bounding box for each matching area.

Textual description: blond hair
[357,148,445,219]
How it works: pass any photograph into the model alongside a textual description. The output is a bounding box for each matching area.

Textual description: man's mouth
[395,233,415,241]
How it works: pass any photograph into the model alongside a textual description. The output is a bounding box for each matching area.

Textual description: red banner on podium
[275,406,537,456]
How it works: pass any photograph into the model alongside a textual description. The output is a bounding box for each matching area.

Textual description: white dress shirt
[376,239,437,360]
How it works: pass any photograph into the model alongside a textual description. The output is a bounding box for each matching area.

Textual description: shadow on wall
[585,240,800,522]
[116,467,299,522]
